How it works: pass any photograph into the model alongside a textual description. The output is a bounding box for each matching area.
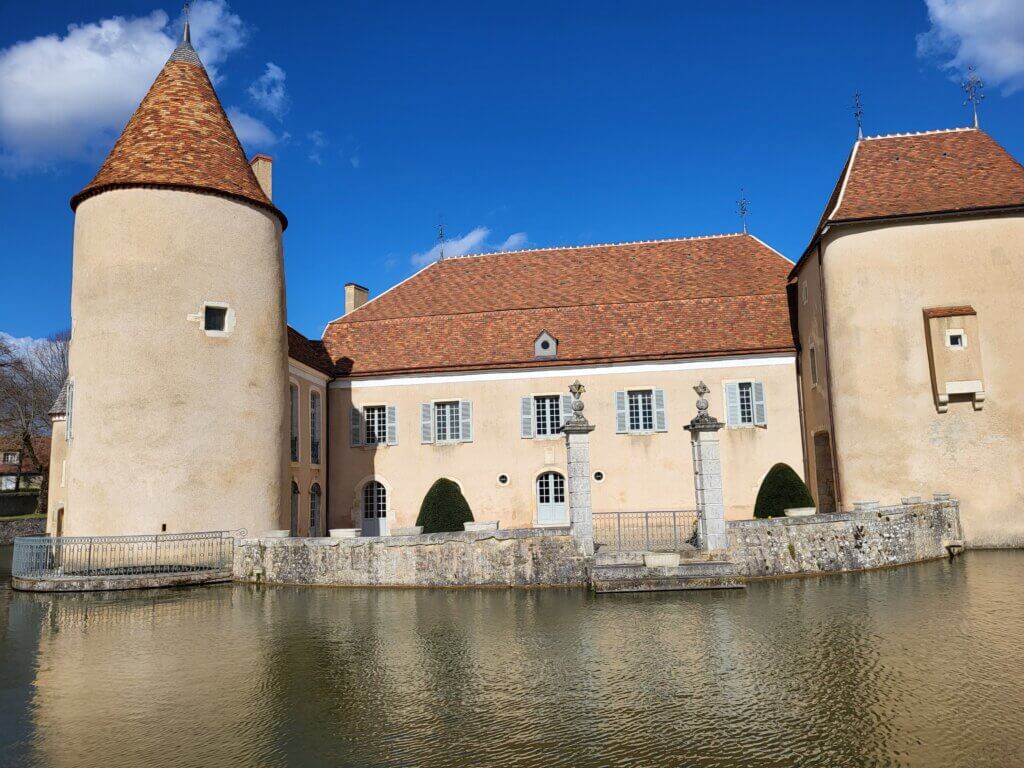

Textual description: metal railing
[11,530,240,582]
[593,510,699,552]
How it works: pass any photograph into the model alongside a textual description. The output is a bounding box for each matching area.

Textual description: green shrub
[416,479,474,533]
[754,463,815,519]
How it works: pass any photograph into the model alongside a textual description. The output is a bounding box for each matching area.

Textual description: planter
[329,528,360,539]
[264,530,291,538]
[464,521,499,532]
[784,507,816,517]
[852,500,879,511]
[901,496,922,505]
[390,526,423,536]
[643,552,681,568]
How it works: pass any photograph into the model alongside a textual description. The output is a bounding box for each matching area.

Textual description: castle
[45,23,1024,547]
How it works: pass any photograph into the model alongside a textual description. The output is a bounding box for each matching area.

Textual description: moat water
[1,547,1022,768]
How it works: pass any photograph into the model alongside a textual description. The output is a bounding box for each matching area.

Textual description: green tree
[753,463,815,519]
[416,478,474,533]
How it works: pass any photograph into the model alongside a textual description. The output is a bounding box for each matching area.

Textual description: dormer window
[534,331,557,359]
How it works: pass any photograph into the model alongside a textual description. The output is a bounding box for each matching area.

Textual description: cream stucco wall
[64,188,288,537]
[46,418,66,535]
[285,360,328,536]
[327,356,804,532]
[819,214,1024,546]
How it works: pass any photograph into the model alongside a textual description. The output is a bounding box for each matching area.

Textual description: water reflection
[2,549,1024,767]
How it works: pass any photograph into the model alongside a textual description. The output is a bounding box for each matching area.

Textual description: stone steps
[591,558,745,593]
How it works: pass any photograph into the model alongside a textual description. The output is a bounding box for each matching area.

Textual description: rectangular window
[289,384,299,462]
[725,381,766,427]
[0,475,16,491]
[434,401,461,442]
[738,382,754,424]
[364,405,387,445]
[534,395,561,436]
[2,452,18,464]
[809,346,818,387]
[204,305,227,332]
[627,390,654,432]
[310,392,322,464]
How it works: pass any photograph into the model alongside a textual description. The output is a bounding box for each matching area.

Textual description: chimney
[345,283,369,315]
[249,154,273,200]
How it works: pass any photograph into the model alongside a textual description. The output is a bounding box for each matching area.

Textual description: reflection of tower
[62,20,288,536]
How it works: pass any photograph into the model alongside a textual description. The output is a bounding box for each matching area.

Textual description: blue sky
[2,0,1023,341]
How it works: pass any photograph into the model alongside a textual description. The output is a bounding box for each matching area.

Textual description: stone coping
[728,500,956,530]
[242,526,572,548]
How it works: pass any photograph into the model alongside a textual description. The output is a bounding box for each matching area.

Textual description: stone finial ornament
[685,380,724,433]
[565,379,590,427]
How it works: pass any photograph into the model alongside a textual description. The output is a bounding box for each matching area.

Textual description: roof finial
[962,66,985,129]
[182,1,192,44]
[853,92,864,140]
[736,189,749,235]
[437,216,446,261]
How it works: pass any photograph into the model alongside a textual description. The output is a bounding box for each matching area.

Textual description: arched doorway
[361,480,388,536]
[309,483,322,537]
[536,471,567,525]
[290,481,299,536]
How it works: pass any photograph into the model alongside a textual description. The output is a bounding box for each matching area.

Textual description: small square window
[945,329,966,350]
[204,305,228,332]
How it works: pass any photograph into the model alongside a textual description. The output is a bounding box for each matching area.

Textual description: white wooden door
[536,472,567,525]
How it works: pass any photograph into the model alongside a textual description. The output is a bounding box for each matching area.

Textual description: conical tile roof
[70,28,286,228]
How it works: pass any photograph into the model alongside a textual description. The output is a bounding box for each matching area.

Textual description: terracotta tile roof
[323,234,795,377]
[69,36,286,229]
[793,128,1024,278]
[923,305,976,319]
[0,436,51,474]
[287,326,334,375]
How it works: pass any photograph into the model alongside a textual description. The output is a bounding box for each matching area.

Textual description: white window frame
[534,394,562,437]
[724,379,767,428]
[363,404,388,445]
[945,328,967,350]
[2,451,19,465]
[627,389,655,433]
[361,480,388,519]
[433,400,462,443]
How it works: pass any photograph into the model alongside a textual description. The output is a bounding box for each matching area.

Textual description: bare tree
[0,331,70,512]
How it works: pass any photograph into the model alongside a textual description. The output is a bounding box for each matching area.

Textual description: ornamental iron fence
[12,530,240,582]
[592,510,699,552]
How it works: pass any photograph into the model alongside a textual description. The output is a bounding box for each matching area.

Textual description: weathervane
[736,189,749,235]
[853,92,864,139]
[437,216,445,261]
[962,66,985,129]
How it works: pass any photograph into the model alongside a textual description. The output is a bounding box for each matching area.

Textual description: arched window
[309,483,322,537]
[310,391,322,464]
[289,384,299,462]
[363,481,387,519]
[536,471,567,525]
[290,481,299,536]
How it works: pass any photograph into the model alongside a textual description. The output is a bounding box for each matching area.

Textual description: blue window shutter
[520,396,534,438]
[460,400,473,442]
[386,405,398,445]
[349,407,362,447]
[725,383,741,427]
[654,389,668,432]
[560,394,572,428]
[615,390,628,433]
[420,403,433,444]
[753,382,767,426]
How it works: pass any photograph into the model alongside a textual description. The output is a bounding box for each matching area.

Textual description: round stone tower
[62,23,288,537]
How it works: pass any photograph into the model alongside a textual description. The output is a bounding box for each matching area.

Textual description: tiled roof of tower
[795,128,1024,275]
[69,27,286,229]
[287,326,334,375]
[323,234,795,377]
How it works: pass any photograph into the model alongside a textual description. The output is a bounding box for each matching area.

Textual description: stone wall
[234,528,590,588]
[727,500,962,578]
[0,516,46,545]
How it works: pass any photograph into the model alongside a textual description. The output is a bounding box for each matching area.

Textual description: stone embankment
[0,516,45,545]
[234,500,962,589]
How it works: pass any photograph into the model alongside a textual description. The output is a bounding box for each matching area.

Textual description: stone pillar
[563,380,596,556]
[684,381,729,552]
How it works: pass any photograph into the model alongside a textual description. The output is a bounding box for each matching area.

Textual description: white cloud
[226,108,278,149]
[918,0,1024,93]
[0,0,247,172]
[307,129,327,164]
[248,62,288,118]
[0,332,49,359]
[410,227,530,268]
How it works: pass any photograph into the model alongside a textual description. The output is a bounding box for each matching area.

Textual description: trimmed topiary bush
[416,478,475,533]
[754,463,815,519]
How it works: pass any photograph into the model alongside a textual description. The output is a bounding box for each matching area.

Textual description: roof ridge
[440,232,747,262]
[335,290,785,326]
[862,126,977,141]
